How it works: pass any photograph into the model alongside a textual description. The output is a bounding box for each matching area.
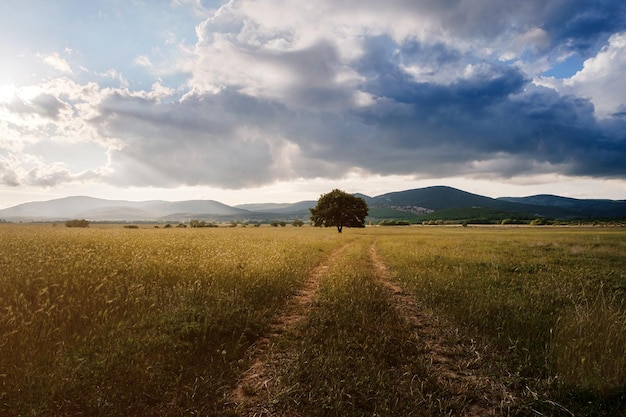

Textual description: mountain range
[1,186,625,223]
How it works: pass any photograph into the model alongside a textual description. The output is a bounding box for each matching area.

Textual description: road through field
[227,237,515,416]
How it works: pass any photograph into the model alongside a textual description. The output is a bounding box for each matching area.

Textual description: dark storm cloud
[274,35,626,179]
[82,0,626,189]
[545,0,626,54]
[356,36,528,108]
[356,50,625,177]
[399,40,463,69]
[91,53,626,188]
[340,0,626,57]
[431,0,624,52]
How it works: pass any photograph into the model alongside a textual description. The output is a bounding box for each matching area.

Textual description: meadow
[0,224,624,416]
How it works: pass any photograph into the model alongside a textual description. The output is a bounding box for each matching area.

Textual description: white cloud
[564,32,626,118]
[134,55,153,68]
[538,32,626,119]
[0,76,120,188]
[41,53,73,74]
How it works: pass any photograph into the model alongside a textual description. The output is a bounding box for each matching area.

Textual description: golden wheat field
[0,223,624,416]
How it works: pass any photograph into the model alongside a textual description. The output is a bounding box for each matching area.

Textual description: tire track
[226,244,348,416]
[369,242,516,416]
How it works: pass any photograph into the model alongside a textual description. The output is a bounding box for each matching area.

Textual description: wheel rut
[369,242,515,416]
[227,244,348,416]
[227,241,515,416]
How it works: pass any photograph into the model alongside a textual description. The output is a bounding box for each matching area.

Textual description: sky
[1,0,626,208]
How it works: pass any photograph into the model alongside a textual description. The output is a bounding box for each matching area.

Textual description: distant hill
[369,186,498,210]
[365,186,528,218]
[235,200,316,214]
[365,186,625,220]
[235,203,295,212]
[498,195,626,218]
[75,207,162,221]
[0,196,248,222]
[0,186,624,222]
[155,200,247,216]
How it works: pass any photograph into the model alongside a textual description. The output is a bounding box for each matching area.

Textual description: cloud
[0,79,114,188]
[0,154,20,187]
[82,61,626,191]
[565,32,626,118]
[21,163,102,188]
[6,93,69,120]
[47,1,626,188]
[41,53,73,74]
[0,148,103,188]
[198,1,624,59]
[190,24,362,109]
[25,165,74,187]
[134,55,153,69]
[186,0,626,110]
[91,89,294,187]
[547,1,626,54]
[281,69,624,180]
[1,0,625,193]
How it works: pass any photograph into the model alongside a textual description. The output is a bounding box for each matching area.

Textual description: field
[0,224,624,416]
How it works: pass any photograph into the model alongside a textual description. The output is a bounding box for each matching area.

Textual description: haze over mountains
[1,186,625,223]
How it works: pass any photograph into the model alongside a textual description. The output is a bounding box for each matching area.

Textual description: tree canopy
[309,189,368,233]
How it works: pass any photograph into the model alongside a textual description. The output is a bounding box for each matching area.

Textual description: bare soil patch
[369,242,516,416]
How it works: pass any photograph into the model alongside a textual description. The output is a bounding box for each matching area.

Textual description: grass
[274,237,444,416]
[376,226,626,416]
[0,224,341,416]
[1,224,625,416]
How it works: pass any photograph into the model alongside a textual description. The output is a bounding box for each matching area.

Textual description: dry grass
[0,224,341,416]
[1,224,624,416]
[375,226,626,415]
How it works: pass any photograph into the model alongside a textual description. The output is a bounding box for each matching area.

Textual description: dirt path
[368,242,515,416]
[227,241,515,416]
[226,244,347,416]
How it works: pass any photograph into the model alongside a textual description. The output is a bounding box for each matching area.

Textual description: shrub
[65,219,89,228]
[379,220,410,226]
[189,220,217,228]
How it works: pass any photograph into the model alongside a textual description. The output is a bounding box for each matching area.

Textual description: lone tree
[309,189,368,233]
